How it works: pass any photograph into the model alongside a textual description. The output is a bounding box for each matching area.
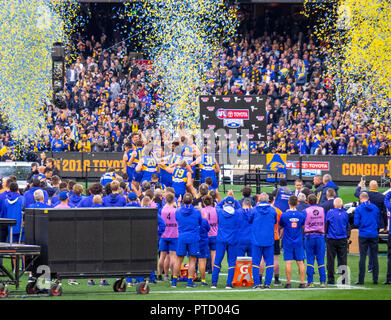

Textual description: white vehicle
[0,161,32,191]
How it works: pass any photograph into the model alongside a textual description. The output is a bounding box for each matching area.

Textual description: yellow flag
[0,146,7,157]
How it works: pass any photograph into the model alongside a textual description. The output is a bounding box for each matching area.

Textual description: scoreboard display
[199,95,267,141]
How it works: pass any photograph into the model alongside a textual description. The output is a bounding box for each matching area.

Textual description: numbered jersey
[125,149,134,170]
[279,210,306,247]
[172,167,188,197]
[160,206,178,239]
[200,154,218,188]
[132,147,144,168]
[200,154,216,172]
[160,154,183,187]
[100,172,117,187]
[141,155,159,181]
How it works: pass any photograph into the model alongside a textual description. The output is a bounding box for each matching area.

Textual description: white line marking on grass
[218,274,365,290]
[151,286,369,294]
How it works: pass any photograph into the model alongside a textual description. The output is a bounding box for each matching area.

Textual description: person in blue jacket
[171,193,202,288]
[126,192,141,207]
[248,193,277,289]
[2,182,24,243]
[383,190,391,285]
[68,184,84,208]
[325,197,350,285]
[91,195,103,208]
[102,181,126,207]
[22,178,49,209]
[237,198,253,257]
[211,191,240,289]
[199,217,210,286]
[28,189,52,209]
[354,179,387,273]
[319,174,339,205]
[354,192,380,285]
[79,183,103,208]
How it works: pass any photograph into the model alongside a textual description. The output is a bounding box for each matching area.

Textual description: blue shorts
[199,240,209,259]
[174,189,186,199]
[133,171,144,183]
[127,167,134,183]
[208,236,217,251]
[159,238,178,252]
[176,239,200,257]
[283,245,305,261]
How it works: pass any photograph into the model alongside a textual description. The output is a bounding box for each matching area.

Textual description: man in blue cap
[54,191,70,208]
[211,190,240,289]
[126,192,141,207]
[249,193,277,289]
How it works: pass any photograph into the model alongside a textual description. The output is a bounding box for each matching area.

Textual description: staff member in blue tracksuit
[325,197,350,285]
[23,178,49,209]
[354,192,380,285]
[102,181,127,207]
[383,191,391,285]
[248,193,277,289]
[279,195,306,289]
[199,218,210,286]
[237,198,253,257]
[79,183,103,208]
[2,182,24,243]
[211,192,240,289]
[171,193,202,288]
[28,189,52,209]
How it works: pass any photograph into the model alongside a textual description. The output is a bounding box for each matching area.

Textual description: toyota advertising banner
[199,95,267,141]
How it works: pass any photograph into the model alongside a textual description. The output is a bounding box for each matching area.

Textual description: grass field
[2,185,390,300]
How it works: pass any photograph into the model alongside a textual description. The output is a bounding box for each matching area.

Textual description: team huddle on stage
[108,131,331,289]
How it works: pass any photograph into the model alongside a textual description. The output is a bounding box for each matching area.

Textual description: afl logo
[207,106,215,111]
[208,125,216,129]
[244,97,253,103]
[216,108,227,119]
[222,97,231,102]
[201,97,209,102]
[227,121,240,128]
[256,116,265,121]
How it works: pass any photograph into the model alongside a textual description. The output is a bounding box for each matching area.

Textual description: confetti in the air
[124,0,239,135]
[304,0,391,124]
[0,0,82,156]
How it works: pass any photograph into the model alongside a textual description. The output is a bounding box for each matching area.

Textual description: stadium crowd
[0,129,390,289]
[0,11,388,160]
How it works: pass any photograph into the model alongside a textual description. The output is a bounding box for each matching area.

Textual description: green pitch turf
[2,246,389,300]
[2,184,389,300]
